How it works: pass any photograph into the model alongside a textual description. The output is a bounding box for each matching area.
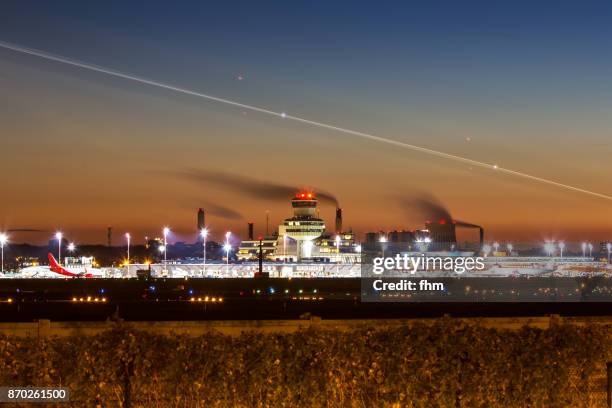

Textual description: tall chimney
[107,226,112,247]
[197,208,205,230]
[248,222,254,240]
[197,208,205,242]
[335,208,343,233]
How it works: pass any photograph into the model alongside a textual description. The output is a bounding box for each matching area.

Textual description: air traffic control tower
[279,192,325,260]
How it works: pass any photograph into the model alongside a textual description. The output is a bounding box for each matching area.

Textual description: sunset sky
[1,1,611,245]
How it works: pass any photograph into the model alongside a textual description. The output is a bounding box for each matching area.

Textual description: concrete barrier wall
[0,316,610,338]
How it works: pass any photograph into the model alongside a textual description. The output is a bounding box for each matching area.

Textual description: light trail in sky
[1,40,611,202]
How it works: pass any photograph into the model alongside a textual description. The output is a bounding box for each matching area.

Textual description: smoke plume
[182,169,340,207]
[398,193,482,229]
[399,193,452,223]
[201,202,243,220]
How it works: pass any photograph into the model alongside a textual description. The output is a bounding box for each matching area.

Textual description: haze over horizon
[1,1,611,244]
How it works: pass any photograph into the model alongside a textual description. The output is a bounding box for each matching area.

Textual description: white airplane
[18,253,105,278]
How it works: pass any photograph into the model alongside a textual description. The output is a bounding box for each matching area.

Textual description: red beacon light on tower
[295,191,316,200]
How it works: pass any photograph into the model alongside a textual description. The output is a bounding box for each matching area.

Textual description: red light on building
[439,219,447,225]
[295,191,315,199]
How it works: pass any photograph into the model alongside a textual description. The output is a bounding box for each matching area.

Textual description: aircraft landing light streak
[1,40,611,202]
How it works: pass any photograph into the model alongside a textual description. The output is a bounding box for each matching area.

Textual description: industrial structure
[365,219,484,252]
[107,226,112,247]
[196,208,206,242]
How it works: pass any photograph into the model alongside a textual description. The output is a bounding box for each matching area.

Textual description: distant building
[425,220,457,250]
[15,256,40,268]
[237,238,278,261]
[65,256,97,267]
[314,231,360,263]
[364,232,382,243]
[364,220,483,252]
[364,230,420,244]
[600,242,611,262]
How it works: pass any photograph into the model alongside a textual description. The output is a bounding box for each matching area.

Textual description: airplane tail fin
[48,252,61,271]
[47,252,77,277]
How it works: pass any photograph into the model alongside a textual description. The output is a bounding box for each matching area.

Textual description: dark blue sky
[1,1,611,242]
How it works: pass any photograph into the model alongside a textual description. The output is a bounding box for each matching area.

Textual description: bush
[0,319,609,407]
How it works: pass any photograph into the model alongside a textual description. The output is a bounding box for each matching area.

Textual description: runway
[0,276,610,321]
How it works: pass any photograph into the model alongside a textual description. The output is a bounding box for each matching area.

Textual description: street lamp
[125,233,131,276]
[225,231,231,276]
[335,235,341,274]
[67,242,76,253]
[379,235,387,258]
[162,227,170,272]
[200,228,208,275]
[0,233,8,273]
[283,234,287,264]
[558,242,565,259]
[544,241,555,257]
[55,232,63,265]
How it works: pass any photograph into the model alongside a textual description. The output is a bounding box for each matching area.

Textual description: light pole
[67,242,76,265]
[335,235,341,274]
[423,237,432,252]
[55,232,63,265]
[125,233,131,276]
[544,241,554,257]
[163,227,170,272]
[379,235,387,258]
[224,243,232,276]
[0,233,7,273]
[158,245,166,262]
[559,242,565,259]
[200,228,208,275]
[225,231,231,276]
[588,243,593,259]
[283,234,287,264]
